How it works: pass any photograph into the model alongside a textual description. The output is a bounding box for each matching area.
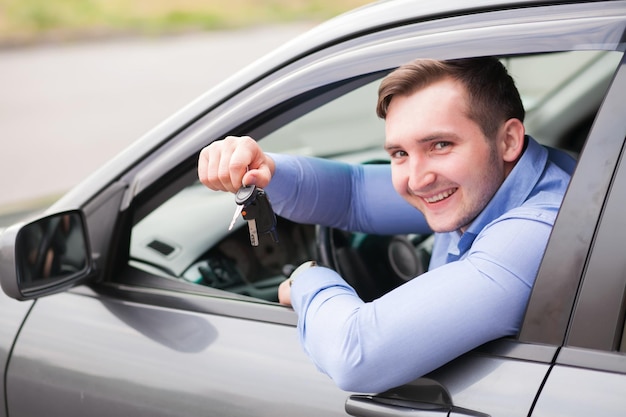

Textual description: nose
[407,155,436,193]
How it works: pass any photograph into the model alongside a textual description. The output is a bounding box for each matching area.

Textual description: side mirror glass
[0,210,93,300]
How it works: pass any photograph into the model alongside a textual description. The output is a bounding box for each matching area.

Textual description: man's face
[384,78,507,233]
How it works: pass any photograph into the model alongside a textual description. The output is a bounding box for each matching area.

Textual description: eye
[433,141,451,151]
[390,150,408,159]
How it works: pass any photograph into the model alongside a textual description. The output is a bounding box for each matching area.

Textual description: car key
[228,200,244,231]
[229,185,279,246]
[228,185,256,232]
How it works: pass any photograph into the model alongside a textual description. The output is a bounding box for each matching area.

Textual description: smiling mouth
[423,188,458,203]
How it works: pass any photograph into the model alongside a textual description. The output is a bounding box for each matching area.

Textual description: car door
[0,292,33,417]
[529,54,626,416]
[4,2,626,417]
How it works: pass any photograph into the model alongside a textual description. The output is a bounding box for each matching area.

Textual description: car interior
[128,50,622,303]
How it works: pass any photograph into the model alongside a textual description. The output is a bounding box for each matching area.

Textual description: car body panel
[419,353,551,416]
[533,364,626,415]
[0,292,33,417]
[6,288,557,417]
[6,290,348,417]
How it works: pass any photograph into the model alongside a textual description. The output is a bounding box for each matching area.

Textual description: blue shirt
[266,136,573,393]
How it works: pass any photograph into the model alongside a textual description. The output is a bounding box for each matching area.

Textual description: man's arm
[266,153,429,235]
[198,136,428,234]
[289,209,555,393]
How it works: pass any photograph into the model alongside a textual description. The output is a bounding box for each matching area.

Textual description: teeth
[424,188,456,203]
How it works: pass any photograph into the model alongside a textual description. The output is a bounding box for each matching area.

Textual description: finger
[278,279,292,306]
[242,139,275,188]
[242,160,274,189]
[230,136,277,189]
[228,137,256,189]
[198,139,239,192]
[198,144,223,190]
[198,140,230,191]
[197,146,210,186]
[199,136,270,193]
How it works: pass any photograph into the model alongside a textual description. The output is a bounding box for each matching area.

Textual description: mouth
[423,188,458,204]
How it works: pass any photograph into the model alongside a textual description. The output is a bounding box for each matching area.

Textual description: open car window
[128,50,622,302]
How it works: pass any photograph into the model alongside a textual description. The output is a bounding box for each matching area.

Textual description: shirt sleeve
[265,153,430,235]
[289,210,554,393]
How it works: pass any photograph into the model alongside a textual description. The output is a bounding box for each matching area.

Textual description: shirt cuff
[290,265,357,314]
[265,153,300,203]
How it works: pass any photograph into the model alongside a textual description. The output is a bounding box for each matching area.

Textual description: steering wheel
[316,226,433,301]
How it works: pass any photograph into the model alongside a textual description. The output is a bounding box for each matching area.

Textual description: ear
[500,118,525,163]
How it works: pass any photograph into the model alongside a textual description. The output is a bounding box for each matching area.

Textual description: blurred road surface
[0,23,313,212]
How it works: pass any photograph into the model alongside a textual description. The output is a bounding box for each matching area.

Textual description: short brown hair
[376,57,525,138]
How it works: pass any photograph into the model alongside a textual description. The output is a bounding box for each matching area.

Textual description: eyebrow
[383,143,400,152]
[384,132,459,151]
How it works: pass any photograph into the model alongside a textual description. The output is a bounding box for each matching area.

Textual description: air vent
[147,239,176,256]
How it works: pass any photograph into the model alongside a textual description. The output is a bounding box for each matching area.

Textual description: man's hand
[278,278,292,306]
[198,136,276,193]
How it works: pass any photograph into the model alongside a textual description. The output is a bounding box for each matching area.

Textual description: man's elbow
[327,363,399,393]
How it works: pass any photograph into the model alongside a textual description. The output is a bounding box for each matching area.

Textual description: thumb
[242,155,275,188]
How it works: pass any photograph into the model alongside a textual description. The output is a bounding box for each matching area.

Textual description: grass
[0,0,373,45]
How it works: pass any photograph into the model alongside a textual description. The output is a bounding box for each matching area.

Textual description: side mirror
[0,210,93,300]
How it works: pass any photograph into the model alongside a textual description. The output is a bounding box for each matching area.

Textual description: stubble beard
[423,145,503,234]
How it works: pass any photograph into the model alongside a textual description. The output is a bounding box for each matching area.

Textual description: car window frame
[98,2,626,330]
[566,141,626,353]
[126,50,619,301]
[519,54,626,348]
[119,1,626,205]
[551,53,626,374]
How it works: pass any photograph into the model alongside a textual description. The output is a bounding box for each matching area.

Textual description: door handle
[346,394,449,416]
[345,378,490,417]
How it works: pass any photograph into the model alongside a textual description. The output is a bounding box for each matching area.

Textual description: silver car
[1,0,625,415]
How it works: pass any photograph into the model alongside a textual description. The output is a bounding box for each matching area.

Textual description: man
[198,57,574,393]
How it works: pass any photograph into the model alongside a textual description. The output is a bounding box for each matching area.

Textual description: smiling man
[198,57,574,393]
[382,66,524,234]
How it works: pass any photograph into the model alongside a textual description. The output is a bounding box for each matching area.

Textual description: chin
[425,220,459,234]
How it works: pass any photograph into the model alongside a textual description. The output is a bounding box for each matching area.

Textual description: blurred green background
[0,0,372,46]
